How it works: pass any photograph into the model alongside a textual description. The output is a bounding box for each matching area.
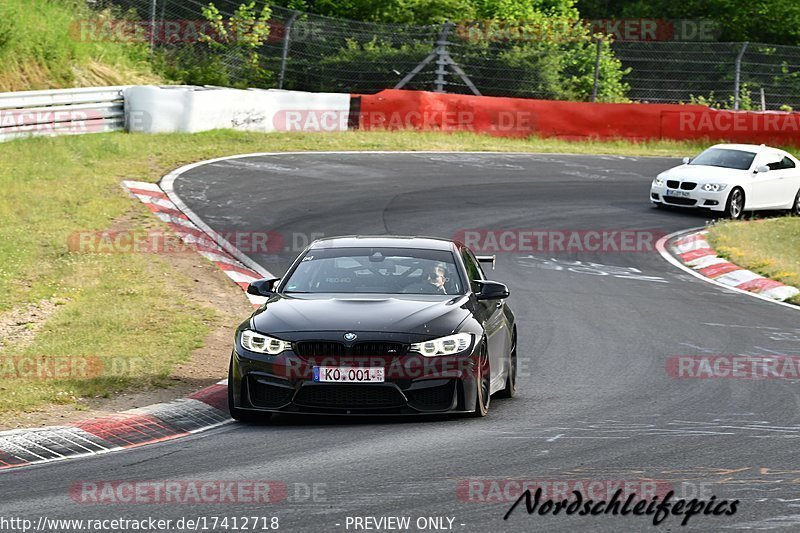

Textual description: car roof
[309,235,456,251]
[709,143,789,155]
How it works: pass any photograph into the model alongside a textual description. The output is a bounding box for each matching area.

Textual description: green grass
[707,217,800,305]
[0,0,159,91]
[0,128,796,417]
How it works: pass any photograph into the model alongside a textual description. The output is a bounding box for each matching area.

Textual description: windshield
[281,247,465,295]
[689,148,756,170]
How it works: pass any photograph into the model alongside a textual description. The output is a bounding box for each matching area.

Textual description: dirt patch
[0,298,70,350]
[0,204,254,430]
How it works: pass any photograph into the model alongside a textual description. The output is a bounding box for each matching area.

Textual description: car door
[777,156,800,208]
[750,152,791,209]
[461,248,508,391]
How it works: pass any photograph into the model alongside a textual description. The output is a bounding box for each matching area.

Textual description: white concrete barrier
[124,86,350,134]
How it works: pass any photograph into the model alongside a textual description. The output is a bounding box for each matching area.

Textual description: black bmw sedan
[228,236,517,421]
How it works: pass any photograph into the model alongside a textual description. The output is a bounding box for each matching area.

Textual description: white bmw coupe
[650,143,800,219]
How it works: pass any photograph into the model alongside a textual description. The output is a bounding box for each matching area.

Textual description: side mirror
[755,165,770,174]
[475,280,509,301]
[682,157,691,164]
[247,277,281,296]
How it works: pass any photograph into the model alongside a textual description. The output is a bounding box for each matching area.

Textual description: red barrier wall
[358,89,800,145]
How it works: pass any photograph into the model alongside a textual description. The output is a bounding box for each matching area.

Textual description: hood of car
[249,293,471,337]
[660,164,747,184]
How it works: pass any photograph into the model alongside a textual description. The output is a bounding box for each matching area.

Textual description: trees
[272,0,580,24]
[576,0,800,45]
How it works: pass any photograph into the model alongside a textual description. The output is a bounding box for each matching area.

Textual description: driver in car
[404,263,448,294]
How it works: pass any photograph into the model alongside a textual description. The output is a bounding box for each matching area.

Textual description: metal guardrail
[0,86,129,142]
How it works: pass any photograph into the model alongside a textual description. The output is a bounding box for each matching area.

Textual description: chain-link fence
[89,0,800,110]
[612,41,800,110]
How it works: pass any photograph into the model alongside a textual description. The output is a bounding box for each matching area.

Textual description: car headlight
[702,183,728,192]
[410,333,474,357]
[653,176,664,186]
[240,330,291,355]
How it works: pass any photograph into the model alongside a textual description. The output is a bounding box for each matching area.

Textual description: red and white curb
[0,381,229,470]
[668,229,799,302]
[122,180,268,308]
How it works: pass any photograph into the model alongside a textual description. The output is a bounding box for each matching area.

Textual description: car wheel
[228,357,272,423]
[470,342,491,417]
[791,189,800,216]
[725,187,745,220]
[497,331,516,399]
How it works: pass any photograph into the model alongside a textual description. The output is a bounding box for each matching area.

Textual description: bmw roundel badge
[344,332,357,341]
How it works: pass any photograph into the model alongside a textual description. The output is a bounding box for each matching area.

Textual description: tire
[725,187,745,220]
[228,357,272,423]
[791,189,800,217]
[496,331,516,399]
[470,342,491,417]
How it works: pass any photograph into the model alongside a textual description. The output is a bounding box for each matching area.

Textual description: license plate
[665,189,690,197]
[312,366,385,383]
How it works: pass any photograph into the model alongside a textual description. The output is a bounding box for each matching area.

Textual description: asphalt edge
[656,227,800,311]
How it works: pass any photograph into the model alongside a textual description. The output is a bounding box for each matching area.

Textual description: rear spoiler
[476,255,496,270]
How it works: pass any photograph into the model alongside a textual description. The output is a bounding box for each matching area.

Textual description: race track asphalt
[2,152,799,532]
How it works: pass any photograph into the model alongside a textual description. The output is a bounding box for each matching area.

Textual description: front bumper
[650,185,728,211]
[229,347,480,416]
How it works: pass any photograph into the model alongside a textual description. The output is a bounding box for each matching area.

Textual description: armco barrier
[3,85,798,144]
[125,86,351,134]
[357,89,800,144]
[0,86,129,142]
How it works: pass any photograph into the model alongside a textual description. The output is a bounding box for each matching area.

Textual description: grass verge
[0,0,160,91]
[0,129,792,418]
[707,217,800,305]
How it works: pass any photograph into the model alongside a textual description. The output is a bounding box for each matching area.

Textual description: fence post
[591,38,603,102]
[278,10,299,90]
[149,0,157,61]
[733,41,749,110]
[434,22,454,93]
[760,87,766,111]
